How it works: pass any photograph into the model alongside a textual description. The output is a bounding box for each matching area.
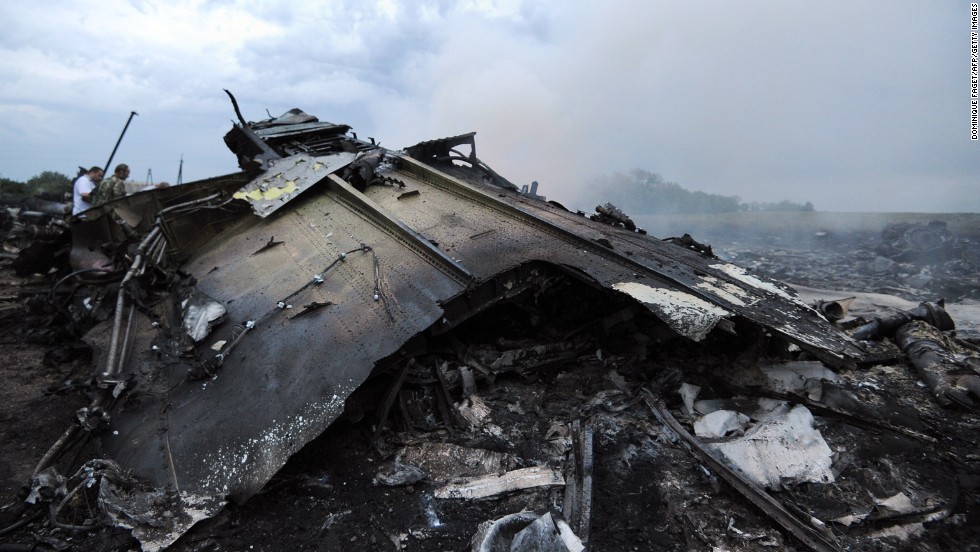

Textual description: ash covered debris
[1,96,978,552]
[591,203,639,233]
[719,218,980,303]
[2,198,72,279]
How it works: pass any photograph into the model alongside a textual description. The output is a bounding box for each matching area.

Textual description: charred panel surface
[104,177,468,499]
[376,156,863,365]
[84,106,871,550]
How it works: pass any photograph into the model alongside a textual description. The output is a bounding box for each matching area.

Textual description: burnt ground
[641,212,980,305]
[2,212,980,552]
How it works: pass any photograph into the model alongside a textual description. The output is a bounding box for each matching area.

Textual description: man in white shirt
[72,166,104,216]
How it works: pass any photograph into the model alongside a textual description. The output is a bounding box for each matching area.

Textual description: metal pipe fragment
[105,256,144,377]
[562,419,593,545]
[31,425,79,478]
[895,320,979,408]
[115,304,137,378]
[852,300,954,341]
[815,297,855,323]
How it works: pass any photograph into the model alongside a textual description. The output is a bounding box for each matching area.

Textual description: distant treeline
[0,171,73,202]
[583,169,814,214]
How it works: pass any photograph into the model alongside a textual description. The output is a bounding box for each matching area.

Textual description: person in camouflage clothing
[92,163,130,205]
[91,163,139,240]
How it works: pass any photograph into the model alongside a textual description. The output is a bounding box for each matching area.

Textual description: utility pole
[105,111,138,172]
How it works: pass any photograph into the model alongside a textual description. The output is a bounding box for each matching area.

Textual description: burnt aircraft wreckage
[11,95,978,551]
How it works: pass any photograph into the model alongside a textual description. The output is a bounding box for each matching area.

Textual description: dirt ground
[2,212,979,551]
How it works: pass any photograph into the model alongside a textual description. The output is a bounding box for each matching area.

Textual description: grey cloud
[0,0,975,213]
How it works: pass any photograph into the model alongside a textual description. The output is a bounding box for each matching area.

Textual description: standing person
[92,163,130,205]
[72,166,103,216]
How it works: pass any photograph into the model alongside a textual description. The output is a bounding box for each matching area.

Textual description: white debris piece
[750,398,791,422]
[694,410,750,438]
[183,299,227,342]
[832,511,869,527]
[471,512,540,552]
[708,405,835,490]
[456,395,492,427]
[869,522,925,541]
[875,492,916,514]
[760,361,840,394]
[510,511,585,552]
[729,361,841,394]
[694,397,790,423]
[470,511,585,552]
[435,466,564,499]
[694,398,743,416]
[677,383,701,416]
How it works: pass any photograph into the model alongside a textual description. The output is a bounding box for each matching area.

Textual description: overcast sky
[1,0,976,212]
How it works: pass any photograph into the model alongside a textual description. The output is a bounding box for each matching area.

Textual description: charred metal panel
[103,176,470,500]
[404,132,520,192]
[100,110,866,520]
[71,173,250,270]
[224,107,364,173]
[378,156,863,365]
[404,132,478,165]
